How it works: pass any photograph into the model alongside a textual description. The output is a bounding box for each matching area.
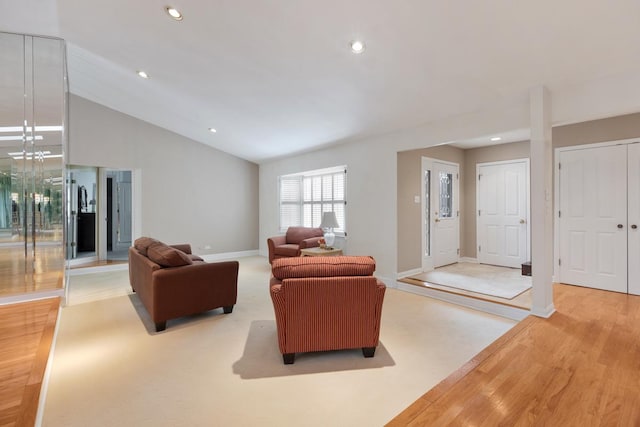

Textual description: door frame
[476,158,530,268]
[553,137,639,284]
[97,167,139,261]
[421,157,460,272]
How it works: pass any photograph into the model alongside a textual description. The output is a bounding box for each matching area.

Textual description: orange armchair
[267,226,324,264]
[269,256,386,364]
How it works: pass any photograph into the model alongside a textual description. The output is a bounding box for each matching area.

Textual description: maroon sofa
[267,226,324,264]
[128,237,238,332]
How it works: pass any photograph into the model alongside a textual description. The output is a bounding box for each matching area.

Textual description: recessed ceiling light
[137,70,149,79]
[350,40,365,54]
[490,137,502,141]
[208,128,217,133]
[165,6,183,21]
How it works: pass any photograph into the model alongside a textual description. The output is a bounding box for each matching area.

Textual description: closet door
[559,145,628,293]
[629,143,640,295]
[477,160,529,268]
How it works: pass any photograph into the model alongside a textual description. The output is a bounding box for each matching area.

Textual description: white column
[530,86,555,318]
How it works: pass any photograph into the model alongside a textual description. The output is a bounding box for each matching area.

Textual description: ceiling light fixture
[490,137,502,141]
[165,6,183,21]
[350,40,365,54]
[208,128,217,133]
[137,70,149,79]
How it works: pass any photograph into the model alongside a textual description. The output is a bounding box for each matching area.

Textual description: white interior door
[114,178,132,250]
[559,145,628,293]
[477,160,529,268]
[433,161,459,268]
[628,143,640,295]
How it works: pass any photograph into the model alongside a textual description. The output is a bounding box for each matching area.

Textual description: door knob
[632,224,638,229]
[617,224,624,229]
[435,218,440,222]
[519,219,526,224]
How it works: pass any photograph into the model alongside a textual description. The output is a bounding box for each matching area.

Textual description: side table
[300,247,343,257]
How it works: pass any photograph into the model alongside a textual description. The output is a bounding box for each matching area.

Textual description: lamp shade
[320,212,340,229]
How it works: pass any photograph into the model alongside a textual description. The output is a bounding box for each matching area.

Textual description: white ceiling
[2,0,640,163]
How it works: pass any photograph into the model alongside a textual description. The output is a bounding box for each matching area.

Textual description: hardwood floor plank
[387,284,640,426]
[0,298,59,427]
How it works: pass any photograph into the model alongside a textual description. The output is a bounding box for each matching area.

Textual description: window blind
[279,166,346,233]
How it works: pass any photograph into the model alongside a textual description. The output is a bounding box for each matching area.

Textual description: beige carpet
[409,262,532,300]
[65,270,132,306]
[43,256,516,426]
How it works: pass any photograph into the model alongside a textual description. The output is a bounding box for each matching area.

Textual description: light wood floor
[387,283,640,426]
[0,246,64,297]
[0,298,59,427]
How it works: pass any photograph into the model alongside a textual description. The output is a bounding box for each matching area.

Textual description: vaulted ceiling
[2,0,640,162]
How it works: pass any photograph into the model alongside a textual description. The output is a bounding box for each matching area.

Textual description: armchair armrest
[268,235,286,247]
[267,235,287,263]
[299,236,322,249]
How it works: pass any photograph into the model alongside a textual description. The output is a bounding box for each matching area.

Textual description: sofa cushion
[285,227,323,245]
[147,242,193,268]
[272,256,376,280]
[134,237,162,256]
[188,254,204,262]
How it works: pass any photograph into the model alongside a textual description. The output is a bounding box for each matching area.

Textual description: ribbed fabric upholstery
[272,256,376,279]
[269,256,385,358]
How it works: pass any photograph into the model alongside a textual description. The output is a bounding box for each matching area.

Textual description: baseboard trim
[35,304,62,427]
[395,281,530,321]
[459,257,478,263]
[396,268,423,280]
[530,304,556,318]
[67,263,129,276]
[201,250,259,262]
[377,276,398,289]
[0,289,65,306]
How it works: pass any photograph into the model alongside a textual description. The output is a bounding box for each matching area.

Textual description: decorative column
[530,86,555,317]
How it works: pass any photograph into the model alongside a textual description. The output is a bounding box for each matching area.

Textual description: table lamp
[320,212,340,248]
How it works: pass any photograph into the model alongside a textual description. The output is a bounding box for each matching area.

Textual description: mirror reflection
[0,32,66,298]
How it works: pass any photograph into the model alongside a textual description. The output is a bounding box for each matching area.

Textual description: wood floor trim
[399,277,530,310]
[0,298,60,427]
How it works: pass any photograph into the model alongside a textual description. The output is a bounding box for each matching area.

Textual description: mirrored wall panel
[0,32,66,298]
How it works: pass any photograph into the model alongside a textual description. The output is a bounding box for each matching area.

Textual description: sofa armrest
[299,236,321,249]
[170,243,192,254]
[267,235,287,263]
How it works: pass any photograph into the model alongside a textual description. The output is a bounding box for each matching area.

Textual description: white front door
[432,161,459,267]
[559,145,628,293]
[628,143,640,295]
[477,160,529,268]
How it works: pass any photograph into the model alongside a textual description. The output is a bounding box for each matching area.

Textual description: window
[279,166,346,234]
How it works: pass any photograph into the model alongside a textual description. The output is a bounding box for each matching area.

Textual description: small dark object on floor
[521,261,531,276]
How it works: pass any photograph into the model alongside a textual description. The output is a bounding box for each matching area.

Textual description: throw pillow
[147,242,193,268]
[134,237,161,256]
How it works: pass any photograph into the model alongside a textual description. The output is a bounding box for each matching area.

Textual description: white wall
[69,95,259,254]
[260,139,397,278]
[260,104,529,280]
[260,73,640,280]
